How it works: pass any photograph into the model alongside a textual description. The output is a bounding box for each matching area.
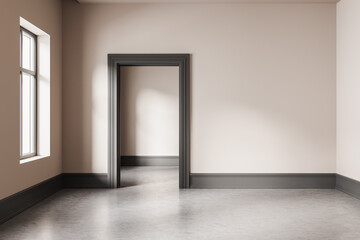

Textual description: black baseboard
[0,174,63,224]
[120,156,179,166]
[63,173,109,188]
[190,173,336,189]
[2,172,360,225]
[336,174,360,200]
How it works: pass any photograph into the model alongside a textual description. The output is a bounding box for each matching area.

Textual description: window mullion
[20,67,36,76]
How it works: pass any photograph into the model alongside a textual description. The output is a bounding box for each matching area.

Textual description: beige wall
[336,0,360,181]
[62,0,336,174]
[120,67,179,156]
[0,0,62,200]
[78,0,340,3]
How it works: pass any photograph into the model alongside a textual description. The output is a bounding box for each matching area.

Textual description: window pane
[21,72,36,156]
[21,31,35,71]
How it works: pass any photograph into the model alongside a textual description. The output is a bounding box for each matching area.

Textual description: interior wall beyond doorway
[120,66,179,158]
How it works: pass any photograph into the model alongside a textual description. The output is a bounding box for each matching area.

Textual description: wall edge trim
[336,174,360,200]
[190,173,337,189]
[0,174,63,224]
[120,156,179,166]
[63,173,109,188]
[3,173,360,225]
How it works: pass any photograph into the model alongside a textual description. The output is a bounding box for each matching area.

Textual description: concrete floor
[1,167,360,240]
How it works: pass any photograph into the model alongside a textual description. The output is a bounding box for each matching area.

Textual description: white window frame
[20,27,37,159]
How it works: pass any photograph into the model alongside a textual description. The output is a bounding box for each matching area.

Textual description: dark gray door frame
[108,54,191,189]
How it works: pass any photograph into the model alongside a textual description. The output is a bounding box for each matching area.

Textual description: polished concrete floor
[1,167,360,240]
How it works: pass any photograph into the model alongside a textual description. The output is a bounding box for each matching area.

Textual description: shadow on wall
[63,0,145,173]
[62,0,93,173]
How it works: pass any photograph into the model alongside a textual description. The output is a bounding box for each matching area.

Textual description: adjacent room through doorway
[119,66,179,188]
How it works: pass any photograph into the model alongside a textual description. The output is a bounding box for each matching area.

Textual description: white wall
[62,1,336,174]
[120,66,179,156]
[0,0,62,200]
[336,0,360,182]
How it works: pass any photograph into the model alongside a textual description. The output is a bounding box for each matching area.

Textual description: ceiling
[77,0,340,3]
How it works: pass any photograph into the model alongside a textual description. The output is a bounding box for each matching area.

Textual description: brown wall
[0,0,62,200]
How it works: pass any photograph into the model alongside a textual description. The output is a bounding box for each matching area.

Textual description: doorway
[120,66,179,188]
[108,54,190,189]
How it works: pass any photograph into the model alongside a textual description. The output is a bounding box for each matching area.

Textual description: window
[19,17,50,163]
[20,28,37,159]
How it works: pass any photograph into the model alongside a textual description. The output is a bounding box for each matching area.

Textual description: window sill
[20,155,49,164]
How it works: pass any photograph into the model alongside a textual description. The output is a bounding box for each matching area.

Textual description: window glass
[20,28,37,158]
[21,31,35,71]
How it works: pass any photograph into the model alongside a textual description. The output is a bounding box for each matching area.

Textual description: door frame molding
[108,54,191,188]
